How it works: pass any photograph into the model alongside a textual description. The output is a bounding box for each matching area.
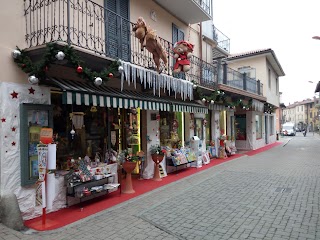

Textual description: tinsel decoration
[12,43,119,84]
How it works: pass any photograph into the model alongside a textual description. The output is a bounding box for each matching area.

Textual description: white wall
[0,82,51,220]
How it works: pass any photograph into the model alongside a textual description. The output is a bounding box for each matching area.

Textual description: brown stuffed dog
[132,17,168,73]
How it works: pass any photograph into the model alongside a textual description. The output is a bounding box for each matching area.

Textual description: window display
[235,114,246,140]
[20,104,53,186]
[160,112,180,148]
[256,114,262,139]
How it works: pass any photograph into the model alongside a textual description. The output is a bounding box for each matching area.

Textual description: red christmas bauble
[21,64,26,68]
[77,66,83,73]
[108,73,113,78]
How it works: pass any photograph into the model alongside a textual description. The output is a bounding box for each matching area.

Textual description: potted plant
[149,145,166,181]
[118,149,139,194]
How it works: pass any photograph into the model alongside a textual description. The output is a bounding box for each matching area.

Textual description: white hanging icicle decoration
[153,72,156,96]
[139,68,144,84]
[120,61,124,91]
[119,61,194,100]
[132,66,137,89]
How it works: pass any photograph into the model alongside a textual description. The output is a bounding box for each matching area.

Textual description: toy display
[132,17,168,73]
[173,40,194,74]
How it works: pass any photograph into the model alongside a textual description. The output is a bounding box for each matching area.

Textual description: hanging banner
[37,144,48,182]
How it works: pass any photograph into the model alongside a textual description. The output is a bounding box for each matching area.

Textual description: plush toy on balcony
[173,40,194,74]
[132,17,168,73]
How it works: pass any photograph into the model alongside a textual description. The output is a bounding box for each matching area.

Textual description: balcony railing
[24,0,216,89]
[219,65,263,96]
[193,0,212,16]
[213,25,230,53]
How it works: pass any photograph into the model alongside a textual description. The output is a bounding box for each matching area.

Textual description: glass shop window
[205,113,211,145]
[256,114,262,139]
[20,104,53,186]
[194,118,204,140]
[160,111,180,148]
[235,114,246,140]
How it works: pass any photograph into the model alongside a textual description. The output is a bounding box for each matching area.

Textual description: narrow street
[1,133,320,240]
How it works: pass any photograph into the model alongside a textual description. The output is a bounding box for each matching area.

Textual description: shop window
[160,111,181,148]
[194,118,204,140]
[269,116,274,135]
[205,113,211,146]
[219,110,226,135]
[235,114,246,140]
[230,115,235,140]
[256,114,262,139]
[20,104,53,186]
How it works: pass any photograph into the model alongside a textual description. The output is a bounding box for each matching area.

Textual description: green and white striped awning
[47,78,208,114]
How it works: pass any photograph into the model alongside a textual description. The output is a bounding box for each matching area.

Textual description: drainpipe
[67,0,71,45]
[199,23,203,84]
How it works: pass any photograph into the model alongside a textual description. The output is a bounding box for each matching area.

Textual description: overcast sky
[212,0,320,105]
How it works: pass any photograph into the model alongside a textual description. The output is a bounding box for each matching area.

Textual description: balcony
[153,0,212,24]
[23,0,263,101]
[217,65,264,100]
[24,0,217,91]
[202,22,230,59]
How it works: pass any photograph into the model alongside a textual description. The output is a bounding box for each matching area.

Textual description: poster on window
[37,144,48,182]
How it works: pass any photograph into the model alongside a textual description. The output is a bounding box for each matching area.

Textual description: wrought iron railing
[23,0,217,89]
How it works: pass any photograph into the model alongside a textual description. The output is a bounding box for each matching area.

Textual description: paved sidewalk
[1,135,320,239]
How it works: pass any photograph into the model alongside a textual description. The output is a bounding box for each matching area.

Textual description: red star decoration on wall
[11,141,16,146]
[10,91,18,99]
[11,127,16,132]
[28,87,35,94]
[1,118,5,122]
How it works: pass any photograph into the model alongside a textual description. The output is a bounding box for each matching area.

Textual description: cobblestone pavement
[1,132,320,240]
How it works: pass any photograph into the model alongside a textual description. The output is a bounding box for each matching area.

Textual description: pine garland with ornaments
[12,43,119,85]
[195,86,252,110]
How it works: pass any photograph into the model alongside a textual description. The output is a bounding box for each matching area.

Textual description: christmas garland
[12,43,119,84]
[264,103,275,113]
[195,86,252,110]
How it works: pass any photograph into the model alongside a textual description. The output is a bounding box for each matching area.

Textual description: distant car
[281,123,296,136]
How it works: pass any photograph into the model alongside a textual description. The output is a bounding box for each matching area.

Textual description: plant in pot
[118,149,139,194]
[149,145,166,181]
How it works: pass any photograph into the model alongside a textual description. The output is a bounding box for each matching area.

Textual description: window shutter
[172,24,186,79]
[105,0,130,61]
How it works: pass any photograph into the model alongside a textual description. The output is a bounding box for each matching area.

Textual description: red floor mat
[25,142,281,231]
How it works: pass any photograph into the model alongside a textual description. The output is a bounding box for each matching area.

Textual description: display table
[166,156,195,173]
[66,173,120,207]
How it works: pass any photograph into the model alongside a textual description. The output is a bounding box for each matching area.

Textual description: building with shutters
[0,0,274,220]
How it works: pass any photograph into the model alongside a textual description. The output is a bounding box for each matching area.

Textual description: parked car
[281,123,296,136]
